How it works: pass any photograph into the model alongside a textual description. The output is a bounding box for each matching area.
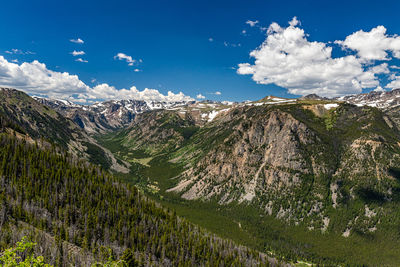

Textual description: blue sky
[1,0,400,103]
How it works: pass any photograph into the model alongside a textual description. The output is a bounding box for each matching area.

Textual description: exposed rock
[299,94,328,101]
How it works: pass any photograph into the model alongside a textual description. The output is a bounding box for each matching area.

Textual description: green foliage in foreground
[0,237,51,267]
[0,237,128,266]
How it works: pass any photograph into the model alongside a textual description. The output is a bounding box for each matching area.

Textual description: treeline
[0,133,272,266]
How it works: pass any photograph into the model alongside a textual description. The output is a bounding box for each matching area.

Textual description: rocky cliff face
[170,108,317,201]
[166,103,400,234]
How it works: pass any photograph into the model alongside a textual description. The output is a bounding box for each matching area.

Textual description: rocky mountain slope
[169,102,400,233]
[0,88,128,172]
[35,97,196,134]
[34,88,400,135]
[338,88,400,109]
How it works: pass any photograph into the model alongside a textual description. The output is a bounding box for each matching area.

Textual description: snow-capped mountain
[34,88,400,135]
[337,88,400,109]
[34,97,197,134]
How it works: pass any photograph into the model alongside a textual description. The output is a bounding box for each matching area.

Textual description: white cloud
[5,49,35,55]
[0,56,89,98]
[288,17,299,27]
[88,84,193,102]
[11,59,18,63]
[336,26,400,61]
[237,17,381,97]
[133,69,141,72]
[75,58,88,63]
[209,37,214,42]
[246,20,259,27]
[114,53,138,66]
[370,63,390,74]
[391,65,400,69]
[215,91,221,95]
[70,38,84,44]
[196,94,205,99]
[0,56,193,103]
[71,50,85,56]
[224,41,241,47]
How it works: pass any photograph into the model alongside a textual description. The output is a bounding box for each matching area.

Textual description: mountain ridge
[31,88,400,136]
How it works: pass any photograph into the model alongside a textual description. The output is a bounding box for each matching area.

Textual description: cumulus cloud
[0,56,193,103]
[214,91,221,95]
[208,37,214,42]
[114,53,138,66]
[87,84,193,102]
[336,26,400,61]
[246,20,259,27]
[237,17,381,97]
[70,38,84,44]
[71,50,85,56]
[75,58,88,63]
[196,94,205,99]
[0,56,89,98]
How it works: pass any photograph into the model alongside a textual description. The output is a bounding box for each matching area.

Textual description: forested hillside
[0,132,275,266]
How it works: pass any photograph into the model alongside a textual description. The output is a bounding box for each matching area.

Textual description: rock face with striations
[167,103,400,234]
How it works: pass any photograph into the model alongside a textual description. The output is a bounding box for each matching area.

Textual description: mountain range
[3,86,400,265]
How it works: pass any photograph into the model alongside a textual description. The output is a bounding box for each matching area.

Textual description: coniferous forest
[0,130,273,266]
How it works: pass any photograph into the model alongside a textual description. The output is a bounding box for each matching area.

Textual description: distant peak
[299,94,328,100]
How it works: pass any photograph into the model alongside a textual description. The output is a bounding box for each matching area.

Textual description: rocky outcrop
[167,103,400,233]
[171,110,314,201]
